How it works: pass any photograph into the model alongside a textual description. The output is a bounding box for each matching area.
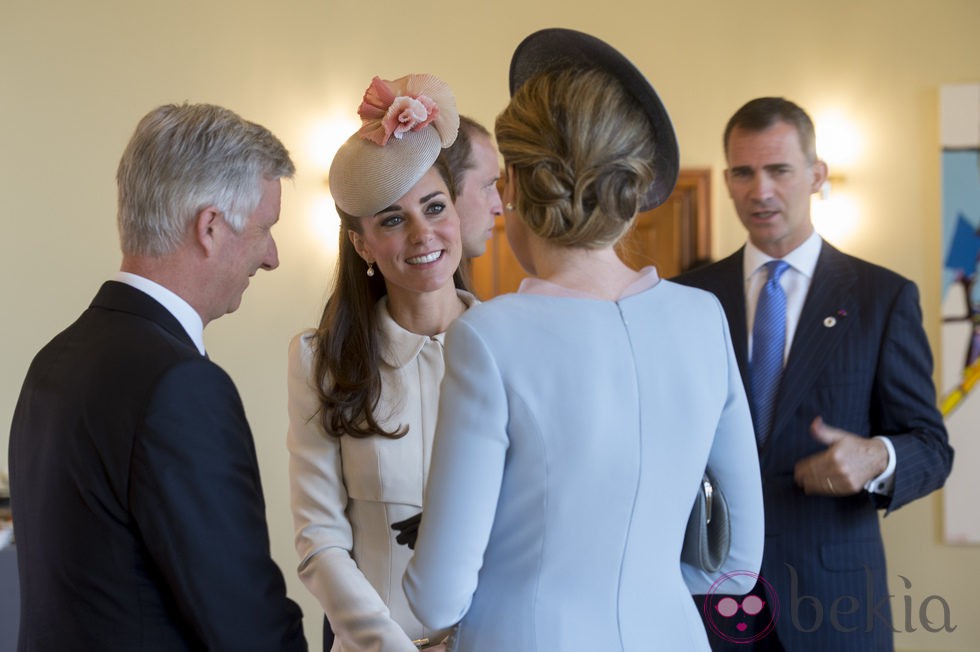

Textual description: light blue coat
[404,280,764,651]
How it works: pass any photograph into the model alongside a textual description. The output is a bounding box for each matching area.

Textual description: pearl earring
[505,202,515,212]
[366,262,375,277]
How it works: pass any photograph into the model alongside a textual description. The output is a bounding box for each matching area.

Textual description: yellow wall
[2,1,978,650]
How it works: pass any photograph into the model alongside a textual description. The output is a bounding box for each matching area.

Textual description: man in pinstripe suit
[676,97,953,651]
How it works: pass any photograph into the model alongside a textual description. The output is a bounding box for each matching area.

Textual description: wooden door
[469,168,711,298]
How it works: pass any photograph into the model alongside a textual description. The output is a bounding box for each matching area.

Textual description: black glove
[391,512,422,549]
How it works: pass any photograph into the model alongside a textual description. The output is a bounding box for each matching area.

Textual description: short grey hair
[117,103,294,257]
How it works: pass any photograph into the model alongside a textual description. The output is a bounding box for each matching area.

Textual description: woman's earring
[505,202,515,212]
[366,262,375,277]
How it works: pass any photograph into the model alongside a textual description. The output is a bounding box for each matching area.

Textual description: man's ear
[348,229,372,263]
[194,206,222,255]
[810,159,829,194]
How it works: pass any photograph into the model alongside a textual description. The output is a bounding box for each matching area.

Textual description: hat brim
[329,128,443,217]
[509,28,679,211]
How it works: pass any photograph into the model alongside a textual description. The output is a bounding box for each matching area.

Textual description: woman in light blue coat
[404,29,765,651]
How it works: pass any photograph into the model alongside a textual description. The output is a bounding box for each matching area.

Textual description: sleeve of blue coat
[403,318,509,629]
[681,298,765,596]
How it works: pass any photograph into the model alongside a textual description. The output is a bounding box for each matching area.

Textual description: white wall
[2,1,979,650]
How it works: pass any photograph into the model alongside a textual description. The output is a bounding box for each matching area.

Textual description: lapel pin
[824,308,847,328]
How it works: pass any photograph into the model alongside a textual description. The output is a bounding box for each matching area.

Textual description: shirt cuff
[864,436,896,495]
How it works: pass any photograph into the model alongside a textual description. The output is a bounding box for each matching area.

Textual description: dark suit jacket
[9,281,306,651]
[676,242,953,651]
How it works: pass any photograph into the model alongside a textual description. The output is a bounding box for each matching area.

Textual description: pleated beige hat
[329,73,459,217]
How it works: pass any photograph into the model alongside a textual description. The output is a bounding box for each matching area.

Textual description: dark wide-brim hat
[509,28,679,211]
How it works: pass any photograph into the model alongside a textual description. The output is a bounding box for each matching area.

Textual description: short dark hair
[438,115,492,196]
[723,97,817,164]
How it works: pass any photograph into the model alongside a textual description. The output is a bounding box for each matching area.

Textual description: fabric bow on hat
[356,74,457,148]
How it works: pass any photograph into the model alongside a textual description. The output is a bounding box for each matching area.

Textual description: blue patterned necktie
[750,260,790,445]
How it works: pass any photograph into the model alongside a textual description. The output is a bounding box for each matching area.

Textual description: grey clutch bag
[681,468,731,572]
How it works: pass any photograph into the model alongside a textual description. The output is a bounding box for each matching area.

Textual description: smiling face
[725,121,827,258]
[207,177,281,322]
[348,166,462,300]
[455,133,503,258]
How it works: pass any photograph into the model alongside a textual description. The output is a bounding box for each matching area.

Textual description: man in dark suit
[676,97,953,651]
[8,104,307,651]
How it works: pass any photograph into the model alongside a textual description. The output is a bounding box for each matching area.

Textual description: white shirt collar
[113,271,206,355]
[743,230,823,281]
[377,290,478,369]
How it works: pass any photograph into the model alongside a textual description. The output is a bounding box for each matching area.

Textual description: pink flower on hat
[357,76,440,146]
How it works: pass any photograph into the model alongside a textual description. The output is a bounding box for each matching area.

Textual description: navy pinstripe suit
[676,241,953,651]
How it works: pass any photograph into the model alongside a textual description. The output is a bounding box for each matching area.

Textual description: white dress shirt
[741,232,896,494]
[114,271,206,355]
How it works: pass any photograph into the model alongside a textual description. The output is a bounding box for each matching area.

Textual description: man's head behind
[438,116,502,258]
[117,103,294,257]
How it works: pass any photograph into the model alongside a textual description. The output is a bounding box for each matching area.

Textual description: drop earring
[366,262,375,277]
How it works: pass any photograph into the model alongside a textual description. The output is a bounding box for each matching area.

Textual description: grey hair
[117,103,294,257]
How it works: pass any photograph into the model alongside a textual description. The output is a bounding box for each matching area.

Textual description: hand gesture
[793,417,888,496]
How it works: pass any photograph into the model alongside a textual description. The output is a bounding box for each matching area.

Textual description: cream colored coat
[287,293,474,652]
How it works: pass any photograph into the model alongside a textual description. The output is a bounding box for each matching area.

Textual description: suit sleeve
[874,281,954,512]
[403,318,509,630]
[130,358,307,652]
[286,334,417,651]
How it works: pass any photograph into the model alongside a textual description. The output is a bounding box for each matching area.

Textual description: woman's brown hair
[310,157,463,438]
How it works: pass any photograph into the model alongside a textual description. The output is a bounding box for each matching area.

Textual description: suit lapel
[711,251,752,394]
[769,242,858,439]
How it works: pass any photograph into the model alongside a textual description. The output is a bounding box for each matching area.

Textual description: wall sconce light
[819,173,848,200]
[814,109,861,200]
[811,110,862,244]
[303,113,361,245]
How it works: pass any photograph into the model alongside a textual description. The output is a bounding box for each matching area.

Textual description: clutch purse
[681,468,731,572]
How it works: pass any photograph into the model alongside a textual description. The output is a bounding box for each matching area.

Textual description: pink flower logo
[703,571,779,644]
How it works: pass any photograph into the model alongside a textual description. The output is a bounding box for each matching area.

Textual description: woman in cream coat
[404,30,765,651]
[287,73,471,652]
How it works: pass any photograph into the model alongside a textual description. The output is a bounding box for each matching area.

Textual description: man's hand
[793,417,889,496]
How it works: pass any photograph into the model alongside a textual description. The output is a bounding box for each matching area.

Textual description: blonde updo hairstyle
[495,66,657,249]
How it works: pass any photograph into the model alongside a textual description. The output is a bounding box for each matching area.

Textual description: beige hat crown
[329,73,459,217]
